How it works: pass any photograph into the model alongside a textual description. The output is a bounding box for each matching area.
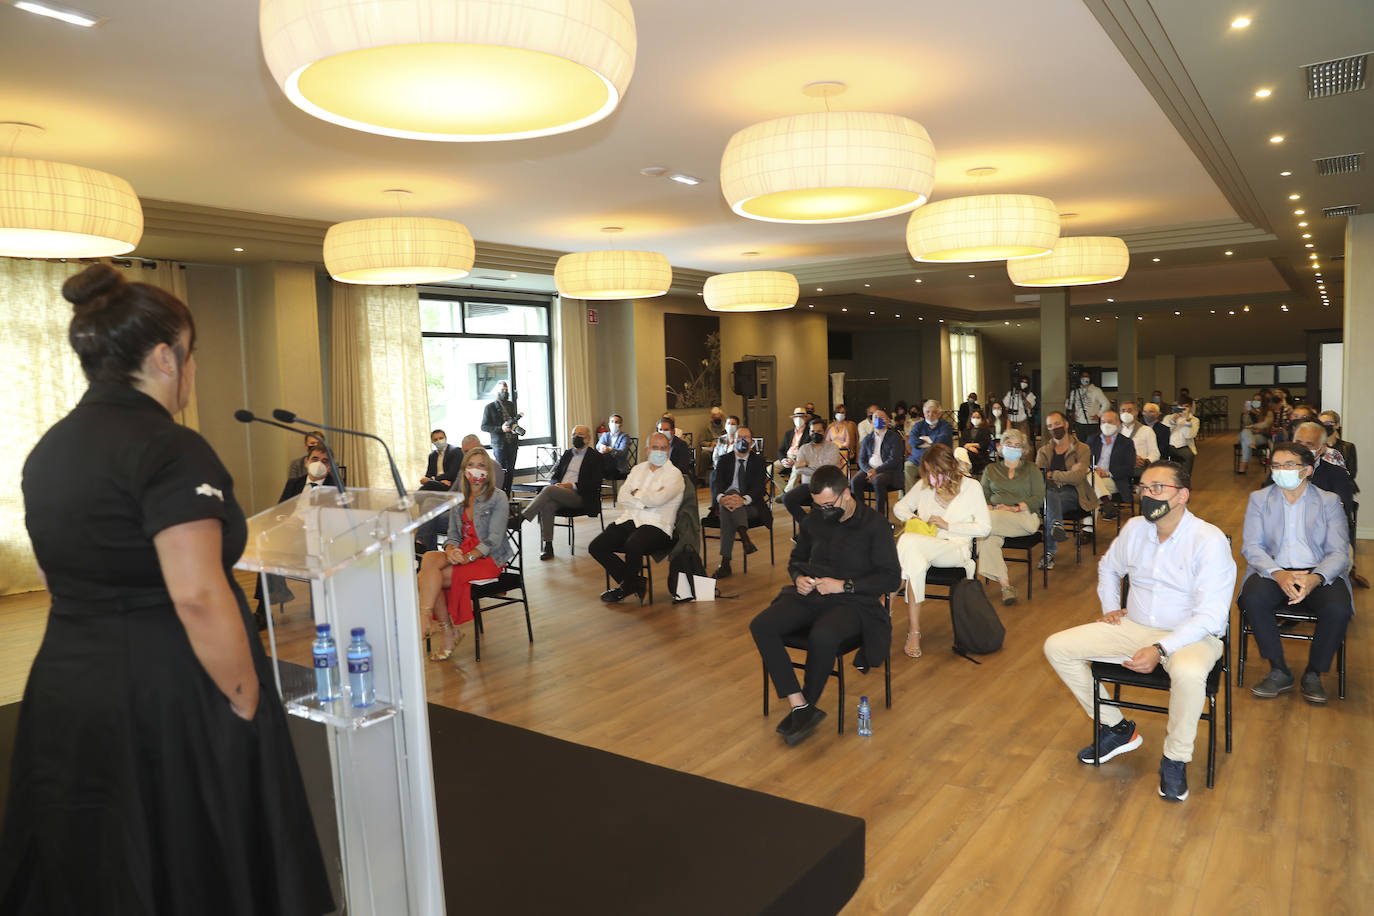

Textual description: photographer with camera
[481,380,522,494]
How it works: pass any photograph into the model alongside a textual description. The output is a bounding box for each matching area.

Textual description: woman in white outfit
[892,443,991,659]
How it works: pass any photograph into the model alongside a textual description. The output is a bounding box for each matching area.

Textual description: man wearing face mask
[710,425,768,578]
[749,465,901,747]
[480,380,519,494]
[1162,401,1199,477]
[711,414,740,473]
[656,416,696,480]
[1141,402,1170,464]
[596,413,631,487]
[1239,442,1353,705]
[851,408,904,518]
[1036,412,1096,567]
[257,445,335,626]
[1236,390,1274,474]
[1044,460,1234,802]
[773,407,811,495]
[957,392,981,433]
[420,428,462,491]
[782,417,845,524]
[519,425,605,561]
[857,405,880,441]
[589,431,686,603]
[904,399,954,491]
[1066,372,1111,443]
[1004,377,1037,442]
[1118,400,1160,470]
[1088,410,1136,520]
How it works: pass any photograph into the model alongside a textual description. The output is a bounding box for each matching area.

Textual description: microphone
[236,409,346,494]
[273,409,408,503]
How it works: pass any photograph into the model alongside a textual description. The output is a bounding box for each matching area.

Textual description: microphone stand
[234,409,346,496]
[273,409,409,506]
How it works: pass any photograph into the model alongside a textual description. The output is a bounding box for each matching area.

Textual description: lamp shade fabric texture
[555,249,671,299]
[703,270,799,312]
[906,194,1059,262]
[259,0,638,142]
[1007,236,1130,286]
[0,157,143,258]
[323,216,475,284]
[720,111,936,223]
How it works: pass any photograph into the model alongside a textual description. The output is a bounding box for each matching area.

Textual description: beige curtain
[328,282,430,491]
[554,295,593,436]
[0,256,194,594]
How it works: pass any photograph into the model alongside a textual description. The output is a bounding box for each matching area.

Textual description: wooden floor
[1,435,1369,915]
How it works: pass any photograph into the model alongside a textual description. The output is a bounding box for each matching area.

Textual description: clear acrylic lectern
[236,486,457,916]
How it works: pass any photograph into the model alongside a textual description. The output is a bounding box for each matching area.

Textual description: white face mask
[609,422,620,433]
[1080,378,1091,387]
[970,417,982,427]
[307,460,328,480]
[835,413,845,422]
[1119,412,1135,426]
[992,408,1002,417]
[647,449,669,467]
[725,423,737,435]
[432,438,446,451]
[793,417,805,428]
[1100,423,1119,437]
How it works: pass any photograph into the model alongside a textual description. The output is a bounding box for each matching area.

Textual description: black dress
[0,382,333,915]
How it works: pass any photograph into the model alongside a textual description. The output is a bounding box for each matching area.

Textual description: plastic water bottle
[347,627,375,708]
[857,696,872,737]
[312,624,342,702]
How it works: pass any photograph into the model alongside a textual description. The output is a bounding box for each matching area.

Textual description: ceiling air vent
[1314,153,1364,175]
[1323,205,1360,218]
[1304,53,1368,99]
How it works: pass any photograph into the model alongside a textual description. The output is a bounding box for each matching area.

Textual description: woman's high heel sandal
[904,630,922,659]
[428,619,460,661]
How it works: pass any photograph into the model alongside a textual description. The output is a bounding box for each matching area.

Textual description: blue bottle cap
[860,696,868,703]
[316,623,330,634]
[351,627,366,637]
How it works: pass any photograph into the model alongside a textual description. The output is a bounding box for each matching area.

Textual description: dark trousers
[493,439,518,494]
[717,501,768,559]
[589,520,672,590]
[1238,573,1353,673]
[1075,422,1096,443]
[782,484,814,523]
[416,511,450,551]
[850,470,898,516]
[1167,445,1195,478]
[750,589,868,706]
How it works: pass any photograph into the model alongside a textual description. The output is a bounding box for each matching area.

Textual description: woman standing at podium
[0,265,332,914]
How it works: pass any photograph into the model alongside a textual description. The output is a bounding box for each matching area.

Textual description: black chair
[1061,506,1096,562]
[1090,628,1232,789]
[553,497,605,555]
[701,506,775,572]
[1236,604,1347,700]
[1234,440,1270,474]
[511,445,559,497]
[762,595,893,734]
[468,519,533,662]
[602,436,639,505]
[1001,527,1048,599]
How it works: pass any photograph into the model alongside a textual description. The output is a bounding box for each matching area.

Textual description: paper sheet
[675,573,716,602]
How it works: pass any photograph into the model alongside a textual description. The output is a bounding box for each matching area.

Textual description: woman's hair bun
[62,263,126,311]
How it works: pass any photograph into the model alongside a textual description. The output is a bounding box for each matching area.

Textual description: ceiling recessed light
[1004,320,1010,325]
[1225,250,1234,255]
[1270,135,1285,144]
[233,247,244,252]
[1289,193,1301,200]
[1231,16,1251,29]
[869,310,875,315]
[667,173,701,186]
[1255,88,1272,98]
[919,317,924,321]
[1306,243,1315,248]
[1315,272,1322,276]
[914,278,923,283]
[696,291,703,296]
[895,314,901,318]
[1244,305,1250,311]
[1298,221,1309,227]
[1294,209,1305,215]
[1309,253,1319,259]
[1303,233,1312,238]
[816,287,823,291]
[808,304,814,308]
[1280,170,1292,177]
[1174,310,1181,316]
[639,166,668,177]
[1136,315,1142,320]
[841,307,847,312]
[863,283,870,287]
[1313,263,1321,269]
[13,1,103,27]
[1107,298,1115,302]
[1210,309,1216,314]
[967,274,976,279]
[1229,310,1236,315]
[1084,316,1091,322]
[1151,257,1161,262]
[938,319,944,323]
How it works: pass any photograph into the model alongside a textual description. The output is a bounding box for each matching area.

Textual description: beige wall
[184,264,251,498]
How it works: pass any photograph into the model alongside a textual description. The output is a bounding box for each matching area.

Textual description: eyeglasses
[1133,482,1184,496]
[1270,462,1305,471]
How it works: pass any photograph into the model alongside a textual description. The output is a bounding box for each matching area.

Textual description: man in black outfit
[518,424,605,560]
[749,465,901,747]
[420,428,462,491]
[656,415,696,479]
[480,380,519,493]
[710,425,768,579]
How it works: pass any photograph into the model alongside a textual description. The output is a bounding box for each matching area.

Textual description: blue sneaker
[1077,719,1142,764]
[1158,756,1189,801]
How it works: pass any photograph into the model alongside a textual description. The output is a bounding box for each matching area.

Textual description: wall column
[1039,289,1069,423]
[1117,312,1138,405]
[1344,213,1374,538]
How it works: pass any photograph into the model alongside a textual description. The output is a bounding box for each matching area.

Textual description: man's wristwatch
[843,579,854,594]
[1152,642,1168,659]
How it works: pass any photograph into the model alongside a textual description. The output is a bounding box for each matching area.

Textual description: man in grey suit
[1238,441,1353,705]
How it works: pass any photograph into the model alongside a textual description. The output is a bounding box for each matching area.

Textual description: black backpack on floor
[949,578,1005,663]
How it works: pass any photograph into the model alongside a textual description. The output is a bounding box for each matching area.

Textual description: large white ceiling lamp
[0,126,142,257]
[555,227,671,299]
[324,192,474,284]
[1008,236,1130,286]
[720,82,936,224]
[259,0,637,142]
[704,270,798,312]
[906,193,1059,263]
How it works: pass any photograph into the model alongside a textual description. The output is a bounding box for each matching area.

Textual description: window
[949,330,980,405]
[419,291,555,472]
[1099,370,1119,390]
[1210,361,1307,389]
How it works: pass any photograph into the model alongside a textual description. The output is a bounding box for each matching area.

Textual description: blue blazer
[1241,481,1351,593]
[858,430,904,477]
[1089,433,1136,500]
[906,419,953,465]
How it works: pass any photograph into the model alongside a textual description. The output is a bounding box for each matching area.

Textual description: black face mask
[571,435,586,449]
[1140,494,1172,522]
[1050,427,1067,440]
[811,431,825,444]
[815,503,844,523]
[497,389,510,401]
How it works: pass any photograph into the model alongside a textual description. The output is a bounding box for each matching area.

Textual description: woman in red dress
[416,447,513,659]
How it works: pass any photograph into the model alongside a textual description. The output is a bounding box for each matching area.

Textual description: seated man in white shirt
[588,432,686,603]
[1162,402,1199,476]
[1042,460,1236,802]
[1118,400,1160,480]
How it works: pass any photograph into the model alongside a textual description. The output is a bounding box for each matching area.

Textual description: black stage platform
[1,699,865,915]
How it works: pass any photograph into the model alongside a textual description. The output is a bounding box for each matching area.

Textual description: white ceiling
[1,0,1237,274]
